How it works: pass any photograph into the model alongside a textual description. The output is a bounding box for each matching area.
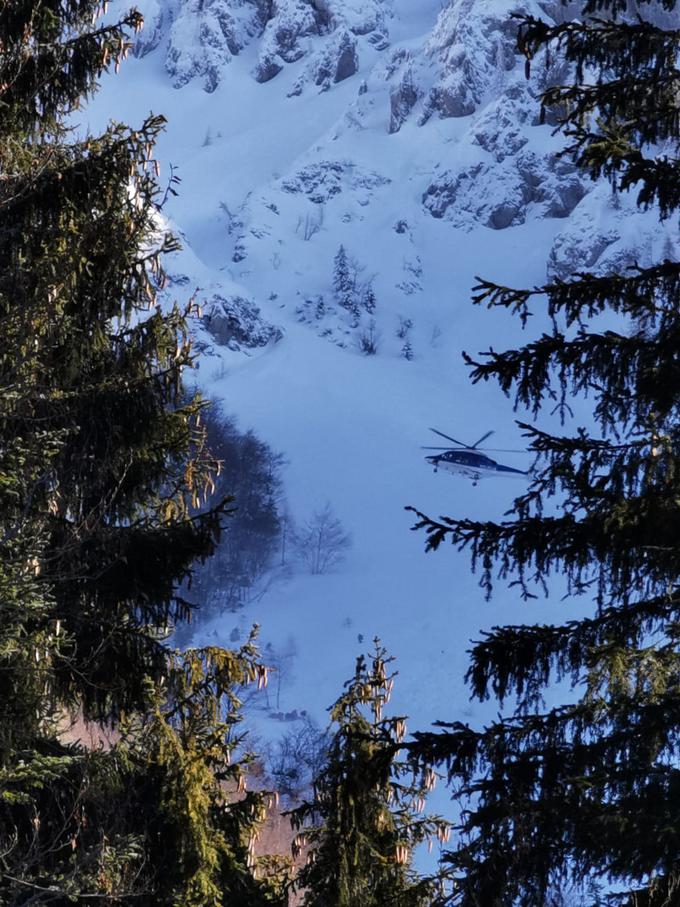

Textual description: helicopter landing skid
[433,463,482,485]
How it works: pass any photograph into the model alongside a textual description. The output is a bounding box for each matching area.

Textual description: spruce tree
[0,0,224,729]
[0,3,286,902]
[362,283,377,314]
[290,641,450,906]
[117,637,287,906]
[1,637,287,905]
[408,1,680,904]
[333,245,358,316]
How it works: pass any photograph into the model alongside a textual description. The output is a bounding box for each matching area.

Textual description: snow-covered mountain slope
[88,0,677,773]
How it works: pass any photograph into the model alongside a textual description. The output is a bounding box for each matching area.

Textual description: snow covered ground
[85,0,676,838]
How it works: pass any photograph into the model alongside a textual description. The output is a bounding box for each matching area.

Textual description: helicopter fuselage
[426,450,527,484]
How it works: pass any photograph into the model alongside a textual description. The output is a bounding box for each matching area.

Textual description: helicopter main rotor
[429,428,494,449]
[423,428,524,454]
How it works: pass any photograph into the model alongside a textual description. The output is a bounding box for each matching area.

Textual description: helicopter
[423,428,530,486]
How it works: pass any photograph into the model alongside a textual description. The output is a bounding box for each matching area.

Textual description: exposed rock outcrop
[166,0,268,90]
[280,161,390,204]
[203,294,283,351]
[419,0,526,124]
[423,151,586,230]
[156,0,387,92]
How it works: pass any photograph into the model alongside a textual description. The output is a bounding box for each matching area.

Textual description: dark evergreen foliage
[362,284,377,314]
[0,3,286,902]
[409,1,680,903]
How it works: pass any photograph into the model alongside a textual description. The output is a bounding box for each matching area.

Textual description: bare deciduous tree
[293,503,351,575]
[264,717,329,803]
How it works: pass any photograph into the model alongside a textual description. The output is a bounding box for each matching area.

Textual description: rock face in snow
[253,0,324,84]
[257,0,388,92]
[419,0,520,122]
[166,0,268,90]
[385,0,566,136]
[150,0,388,92]
[423,152,586,230]
[283,27,360,93]
[388,58,419,134]
[280,161,390,204]
[202,294,283,351]
[379,0,590,231]
[546,186,678,281]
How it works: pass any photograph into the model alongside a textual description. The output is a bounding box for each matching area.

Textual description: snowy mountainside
[137,0,391,91]
[91,0,677,759]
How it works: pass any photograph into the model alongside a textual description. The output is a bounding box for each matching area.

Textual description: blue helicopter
[423,428,530,486]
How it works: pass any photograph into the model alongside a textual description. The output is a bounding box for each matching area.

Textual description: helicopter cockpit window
[439,451,495,467]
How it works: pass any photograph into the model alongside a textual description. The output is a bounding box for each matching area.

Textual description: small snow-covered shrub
[358,319,380,355]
